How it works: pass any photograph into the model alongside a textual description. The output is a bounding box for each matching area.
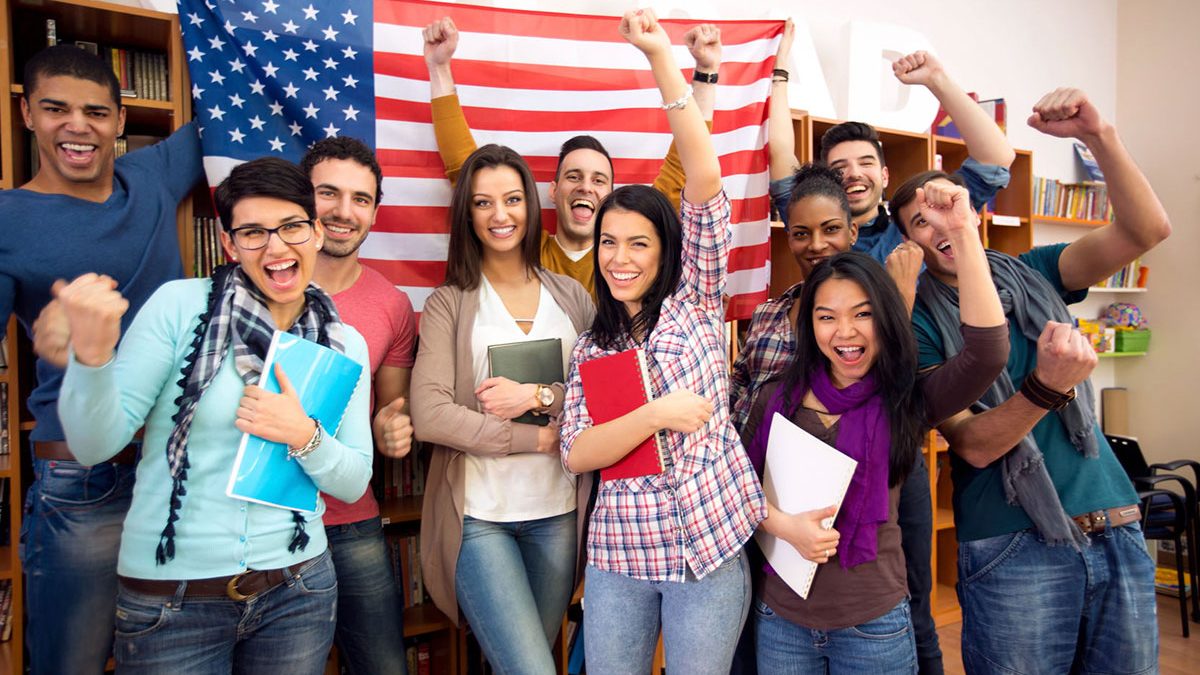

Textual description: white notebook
[753,412,858,599]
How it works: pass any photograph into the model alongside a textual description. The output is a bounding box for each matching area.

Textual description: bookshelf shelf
[1033,214,1108,228]
[935,508,955,532]
[403,603,455,639]
[0,549,10,580]
[379,494,423,526]
[1088,286,1147,293]
[1098,351,1146,358]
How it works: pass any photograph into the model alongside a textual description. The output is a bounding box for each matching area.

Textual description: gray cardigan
[411,269,595,625]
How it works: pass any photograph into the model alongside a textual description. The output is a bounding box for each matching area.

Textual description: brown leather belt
[120,562,306,602]
[1072,504,1141,534]
[34,440,138,464]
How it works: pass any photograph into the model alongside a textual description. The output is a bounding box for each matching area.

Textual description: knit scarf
[748,368,890,569]
[157,263,345,565]
[915,249,1095,549]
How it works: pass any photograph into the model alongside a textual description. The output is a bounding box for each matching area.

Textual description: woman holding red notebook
[558,10,767,674]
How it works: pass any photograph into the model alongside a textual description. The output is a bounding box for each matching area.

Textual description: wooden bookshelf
[0,319,22,671]
[1033,214,1109,228]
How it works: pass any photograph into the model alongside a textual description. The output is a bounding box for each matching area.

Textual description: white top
[465,275,577,521]
[555,236,592,262]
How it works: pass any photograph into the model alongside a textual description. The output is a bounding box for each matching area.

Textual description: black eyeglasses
[229,219,315,250]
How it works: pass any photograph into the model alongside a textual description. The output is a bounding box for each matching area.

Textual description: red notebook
[578,348,666,482]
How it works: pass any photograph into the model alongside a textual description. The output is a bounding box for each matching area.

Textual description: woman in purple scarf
[741,179,1009,673]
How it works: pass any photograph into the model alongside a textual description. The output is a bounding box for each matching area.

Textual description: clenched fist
[1033,321,1097,394]
[53,274,128,367]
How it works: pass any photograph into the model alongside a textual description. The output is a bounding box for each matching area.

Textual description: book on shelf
[1092,257,1147,290]
[753,412,858,599]
[1074,142,1105,181]
[193,217,225,278]
[932,92,1007,136]
[487,338,564,426]
[226,331,364,512]
[0,579,11,642]
[1034,176,1113,221]
[579,348,666,482]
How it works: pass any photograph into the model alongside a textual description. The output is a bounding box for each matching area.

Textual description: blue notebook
[226,330,364,512]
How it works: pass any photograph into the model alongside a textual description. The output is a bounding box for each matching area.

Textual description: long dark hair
[443,144,542,290]
[778,252,924,486]
[589,184,683,351]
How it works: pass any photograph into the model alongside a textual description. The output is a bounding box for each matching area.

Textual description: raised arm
[1028,88,1172,291]
[621,9,721,204]
[652,23,722,212]
[894,51,1015,169]
[423,17,477,185]
[768,19,799,182]
[938,322,1096,468]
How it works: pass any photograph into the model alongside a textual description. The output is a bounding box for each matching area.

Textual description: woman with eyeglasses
[56,157,374,674]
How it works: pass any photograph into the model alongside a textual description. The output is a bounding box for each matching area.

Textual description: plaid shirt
[562,192,767,582]
[729,282,804,430]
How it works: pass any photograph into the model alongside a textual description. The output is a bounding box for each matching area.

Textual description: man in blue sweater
[0,45,203,674]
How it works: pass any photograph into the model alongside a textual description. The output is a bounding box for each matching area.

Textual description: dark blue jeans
[21,456,135,675]
[325,516,408,675]
[754,597,917,674]
[958,522,1157,674]
[112,549,338,674]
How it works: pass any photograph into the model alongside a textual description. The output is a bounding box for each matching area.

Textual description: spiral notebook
[226,331,364,513]
[578,347,666,482]
[753,412,858,599]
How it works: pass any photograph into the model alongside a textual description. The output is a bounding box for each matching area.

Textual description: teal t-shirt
[912,244,1138,541]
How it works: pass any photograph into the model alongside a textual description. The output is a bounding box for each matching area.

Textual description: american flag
[179,0,780,318]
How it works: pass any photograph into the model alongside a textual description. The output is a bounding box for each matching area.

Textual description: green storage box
[1116,329,1151,353]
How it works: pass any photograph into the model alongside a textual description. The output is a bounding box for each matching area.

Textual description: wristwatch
[534,384,554,411]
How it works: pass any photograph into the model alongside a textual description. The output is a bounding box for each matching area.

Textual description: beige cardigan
[411,269,596,625]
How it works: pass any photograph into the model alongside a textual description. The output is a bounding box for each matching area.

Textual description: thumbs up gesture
[235,364,317,448]
[373,396,413,458]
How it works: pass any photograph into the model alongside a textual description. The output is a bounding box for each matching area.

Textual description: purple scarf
[747,368,891,569]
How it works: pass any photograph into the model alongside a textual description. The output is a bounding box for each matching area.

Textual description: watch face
[539,387,554,407]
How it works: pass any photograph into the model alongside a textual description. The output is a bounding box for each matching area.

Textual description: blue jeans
[326,516,407,675]
[584,552,751,675]
[113,549,338,674]
[455,511,576,675]
[896,453,940,675]
[754,597,917,674]
[21,456,136,675]
[958,522,1158,674]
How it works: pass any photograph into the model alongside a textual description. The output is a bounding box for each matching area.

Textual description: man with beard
[301,137,417,674]
[421,16,722,299]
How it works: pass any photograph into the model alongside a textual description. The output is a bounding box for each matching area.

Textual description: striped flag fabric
[178,0,781,318]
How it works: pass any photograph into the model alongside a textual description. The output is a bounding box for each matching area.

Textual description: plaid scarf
[157,263,345,565]
[916,249,1095,549]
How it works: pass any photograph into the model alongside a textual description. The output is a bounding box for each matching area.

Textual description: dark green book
[487,338,563,426]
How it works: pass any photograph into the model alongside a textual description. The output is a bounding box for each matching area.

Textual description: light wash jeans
[112,549,338,674]
[754,597,917,674]
[583,552,751,674]
[455,511,577,675]
[326,516,407,675]
[958,521,1158,674]
[21,456,135,675]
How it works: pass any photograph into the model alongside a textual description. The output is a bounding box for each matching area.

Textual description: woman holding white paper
[740,178,1008,673]
[56,157,373,674]
[558,10,767,674]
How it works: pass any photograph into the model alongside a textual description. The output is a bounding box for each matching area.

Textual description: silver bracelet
[288,417,323,460]
[662,85,693,111]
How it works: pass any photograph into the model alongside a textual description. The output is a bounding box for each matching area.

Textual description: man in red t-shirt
[303,137,416,674]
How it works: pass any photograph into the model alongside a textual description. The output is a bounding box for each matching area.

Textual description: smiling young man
[301,137,417,675]
[421,16,722,299]
[0,45,203,674]
[893,88,1170,674]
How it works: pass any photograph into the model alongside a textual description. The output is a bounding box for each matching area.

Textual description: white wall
[1114,0,1200,465]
